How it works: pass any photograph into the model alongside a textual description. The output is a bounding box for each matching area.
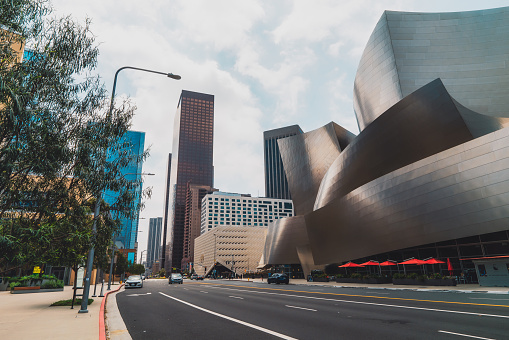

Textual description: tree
[128,263,145,275]
[0,0,149,275]
[114,251,129,277]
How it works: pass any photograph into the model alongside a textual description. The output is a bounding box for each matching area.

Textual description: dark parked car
[196,275,204,280]
[267,273,289,284]
[190,274,198,280]
[169,273,183,284]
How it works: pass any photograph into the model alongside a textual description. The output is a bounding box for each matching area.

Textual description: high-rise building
[146,217,163,270]
[181,184,217,271]
[103,130,145,262]
[161,153,171,270]
[264,125,303,199]
[165,90,214,271]
[200,192,294,234]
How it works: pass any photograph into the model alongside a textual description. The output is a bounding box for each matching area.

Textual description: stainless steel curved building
[261,6,509,276]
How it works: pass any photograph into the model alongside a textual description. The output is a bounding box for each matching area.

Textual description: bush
[392,273,405,279]
[41,280,64,289]
[9,282,21,289]
[407,273,418,280]
[51,298,93,306]
[351,273,362,279]
[429,273,442,280]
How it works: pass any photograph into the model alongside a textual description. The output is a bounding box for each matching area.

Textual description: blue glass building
[103,130,145,261]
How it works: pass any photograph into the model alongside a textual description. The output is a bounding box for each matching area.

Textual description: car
[196,275,204,280]
[141,275,146,280]
[125,275,143,288]
[267,273,289,284]
[169,273,183,284]
[190,274,198,280]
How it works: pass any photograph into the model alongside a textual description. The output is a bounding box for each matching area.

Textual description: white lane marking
[200,291,208,294]
[366,292,390,295]
[469,298,509,301]
[211,287,509,319]
[126,293,152,297]
[229,296,244,300]
[285,305,317,312]
[438,330,495,340]
[159,292,297,340]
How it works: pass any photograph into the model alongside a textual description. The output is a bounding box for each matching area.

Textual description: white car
[125,275,143,288]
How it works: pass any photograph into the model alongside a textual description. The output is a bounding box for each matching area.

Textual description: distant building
[146,217,163,270]
[264,125,303,199]
[200,192,294,234]
[160,154,171,270]
[181,184,217,271]
[193,225,268,277]
[165,90,214,271]
[103,130,145,260]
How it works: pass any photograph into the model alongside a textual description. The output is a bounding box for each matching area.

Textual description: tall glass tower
[165,90,214,271]
[147,217,163,270]
[103,130,145,260]
[263,125,303,199]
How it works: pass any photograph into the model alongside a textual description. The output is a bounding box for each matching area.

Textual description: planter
[311,277,329,282]
[10,286,63,294]
[425,278,457,286]
[392,278,425,285]
[336,278,391,284]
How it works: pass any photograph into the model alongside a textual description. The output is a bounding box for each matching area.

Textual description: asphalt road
[116,279,509,340]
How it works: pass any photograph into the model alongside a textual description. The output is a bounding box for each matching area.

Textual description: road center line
[159,292,297,340]
[200,291,208,294]
[285,305,317,312]
[438,330,495,340]
[211,287,509,319]
[229,296,244,299]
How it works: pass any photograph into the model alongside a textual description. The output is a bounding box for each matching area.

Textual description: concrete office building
[200,192,294,234]
[181,184,217,271]
[261,7,509,285]
[193,226,268,277]
[264,125,303,199]
[165,90,214,271]
[146,217,162,271]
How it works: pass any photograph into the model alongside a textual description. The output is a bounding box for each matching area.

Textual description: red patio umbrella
[399,258,426,275]
[338,262,364,275]
[360,260,381,274]
[447,258,454,276]
[339,262,364,267]
[423,258,445,273]
[379,261,397,266]
[423,258,445,264]
[399,259,427,265]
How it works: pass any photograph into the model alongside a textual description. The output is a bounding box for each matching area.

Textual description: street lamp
[79,67,179,313]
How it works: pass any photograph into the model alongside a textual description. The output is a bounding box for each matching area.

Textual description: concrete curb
[99,284,124,340]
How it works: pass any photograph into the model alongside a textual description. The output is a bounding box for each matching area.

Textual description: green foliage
[407,272,418,280]
[51,298,93,306]
[9,281,20,289]
[350,273,362,279]
[41,279,63,289]
[128,263,145,275]
[429,273,442,279]
[114,251,129,276]
[158,268,166,278]
[0,1,149,275]
[392,273,405,279]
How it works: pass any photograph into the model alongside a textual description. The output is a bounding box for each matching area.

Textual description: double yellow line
[197,282,509,308]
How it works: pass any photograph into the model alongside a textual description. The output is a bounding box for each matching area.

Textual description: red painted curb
[99,284,124,340]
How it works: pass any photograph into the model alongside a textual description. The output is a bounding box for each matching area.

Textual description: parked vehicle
[190,274,198,280]
[169,273,183,284]
[196,275,204,280]
[125,275,143,288]
[267,273,289,284]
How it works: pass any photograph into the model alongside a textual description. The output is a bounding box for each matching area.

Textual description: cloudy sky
[51,0,507,256]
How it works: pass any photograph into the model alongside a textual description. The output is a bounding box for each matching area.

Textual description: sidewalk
[236,277,509,293]
[0,283,121,340]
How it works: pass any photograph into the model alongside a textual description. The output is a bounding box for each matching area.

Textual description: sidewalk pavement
[1,279,508,340]
[0,283,122,340]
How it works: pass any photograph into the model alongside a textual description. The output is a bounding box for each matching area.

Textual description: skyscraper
[165,90,214,271]
[263,125,303,199]
[181,183,216,271]
[146,217,163,270]
[160,153,171,270]
[103,130,145,262]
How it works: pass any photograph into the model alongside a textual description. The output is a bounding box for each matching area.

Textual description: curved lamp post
[79,68,180,313]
